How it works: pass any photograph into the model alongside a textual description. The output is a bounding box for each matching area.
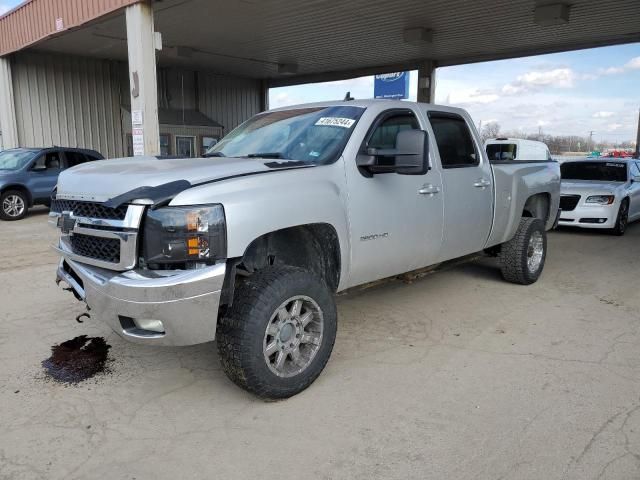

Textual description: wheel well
[522,193,550,222]
[1,185,32,207]
[235,224,341,293]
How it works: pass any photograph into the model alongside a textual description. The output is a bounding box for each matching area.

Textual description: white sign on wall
[132,127,144,156]
[131,109,143,126]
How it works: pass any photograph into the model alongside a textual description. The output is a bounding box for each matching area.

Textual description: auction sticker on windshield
[315,117,356,128]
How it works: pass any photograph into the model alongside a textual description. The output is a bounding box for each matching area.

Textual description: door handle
[418,184,441,195]
[473,178,491,188]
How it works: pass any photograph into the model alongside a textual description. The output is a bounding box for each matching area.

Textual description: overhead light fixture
[534,3,571,26]
[277,63,298,75]
[403,27,433,45]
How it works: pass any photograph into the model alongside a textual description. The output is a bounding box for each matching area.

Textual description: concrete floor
[2,207,640,480]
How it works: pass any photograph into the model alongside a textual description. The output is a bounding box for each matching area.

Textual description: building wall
[11,51,263,158]
[197,71,263,133]
[12,51,125,157]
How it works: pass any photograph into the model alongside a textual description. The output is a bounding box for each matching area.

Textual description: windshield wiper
[245,152,284,159]
[202,151,225,158]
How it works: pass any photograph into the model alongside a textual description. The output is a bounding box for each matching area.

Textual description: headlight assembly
[142,204,226,268]
[585,195,615,205]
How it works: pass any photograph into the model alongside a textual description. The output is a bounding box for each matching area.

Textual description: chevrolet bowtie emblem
[59,212,76,234]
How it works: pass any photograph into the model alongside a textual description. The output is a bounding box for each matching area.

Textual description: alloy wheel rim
[2,195,25,217]
[619,204,628,232]
[263,295,324,378]
[527,231,544,274]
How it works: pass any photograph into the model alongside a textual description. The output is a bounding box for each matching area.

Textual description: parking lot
[1,209,640,479]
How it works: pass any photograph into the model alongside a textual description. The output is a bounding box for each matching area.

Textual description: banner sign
[374,72,409,99]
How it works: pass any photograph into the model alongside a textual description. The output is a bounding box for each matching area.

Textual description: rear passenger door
[425,111,493,261]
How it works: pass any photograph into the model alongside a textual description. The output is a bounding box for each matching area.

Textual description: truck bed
[486,160,561,248]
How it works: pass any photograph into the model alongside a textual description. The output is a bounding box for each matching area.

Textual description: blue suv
[0,147,103,220]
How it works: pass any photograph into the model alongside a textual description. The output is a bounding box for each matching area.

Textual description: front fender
[169,161,352,289]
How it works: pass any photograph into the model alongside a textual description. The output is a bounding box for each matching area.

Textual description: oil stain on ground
[42,335,111,384]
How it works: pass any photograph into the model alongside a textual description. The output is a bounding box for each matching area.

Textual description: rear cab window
[427,112,479,168]
[486,143,517,161]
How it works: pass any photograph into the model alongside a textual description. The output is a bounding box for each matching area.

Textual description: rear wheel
[217,265,337,399]
[499,217,547,285]
[610,199,629,236]
[0,190,28,221]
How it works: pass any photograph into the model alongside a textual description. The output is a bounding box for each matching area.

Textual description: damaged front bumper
[56,257,226,346]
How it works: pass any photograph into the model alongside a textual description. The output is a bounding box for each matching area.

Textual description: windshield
[206,105,365,164]
[561,161,627,182]
[486,143,517,161]
[0,149,38,170]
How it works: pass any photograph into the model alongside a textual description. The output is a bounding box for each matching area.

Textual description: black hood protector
[103,164,315,209]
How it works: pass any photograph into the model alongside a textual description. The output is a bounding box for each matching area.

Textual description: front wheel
[610,199,629,236]
[217,265,337,399]
[0,190,28,221]
[499,217,547,285]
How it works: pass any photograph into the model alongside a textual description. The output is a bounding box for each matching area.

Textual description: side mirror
[31,165,47,172]
[357,129,428,176]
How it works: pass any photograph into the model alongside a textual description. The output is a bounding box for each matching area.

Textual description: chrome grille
[70,234,121,264]
[51,199,127,220]
[51,202,146,271]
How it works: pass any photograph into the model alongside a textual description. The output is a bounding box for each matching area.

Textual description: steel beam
[0,56,18,149]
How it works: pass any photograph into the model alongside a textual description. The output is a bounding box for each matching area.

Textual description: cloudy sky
[270,43,640,144]
[2,1,638,143]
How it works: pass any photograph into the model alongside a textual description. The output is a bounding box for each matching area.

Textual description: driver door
[344,108,444,287]
[28,151,63,202]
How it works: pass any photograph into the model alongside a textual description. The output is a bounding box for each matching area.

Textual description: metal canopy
[24,0,640,85]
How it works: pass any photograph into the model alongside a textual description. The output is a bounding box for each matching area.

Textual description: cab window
[428,112,478,168]
[32,152,62,170]
[367,113,419,150]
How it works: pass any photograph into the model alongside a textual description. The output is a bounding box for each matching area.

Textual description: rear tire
[217,265,337,399]
[499,217,547,285]
[0,190,28,221]
[610,199,629,236]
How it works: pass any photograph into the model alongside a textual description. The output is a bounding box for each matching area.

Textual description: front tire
[217,265,337,399]
[499,217,547,285]
[0,190,28,221]
[610,199,629,236]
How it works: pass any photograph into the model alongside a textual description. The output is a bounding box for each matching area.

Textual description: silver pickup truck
[51,100,560,398]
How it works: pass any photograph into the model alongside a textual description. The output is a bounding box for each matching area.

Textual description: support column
[125,2,160,156]
[0,57,19,149]
[417,60,437,104]
[635,108,640,159]
[260,79,270,112]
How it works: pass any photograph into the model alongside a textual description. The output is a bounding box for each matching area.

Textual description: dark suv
[0,147,103,220]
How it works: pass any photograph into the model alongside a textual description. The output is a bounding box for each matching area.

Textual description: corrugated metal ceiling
[12,0,640,84]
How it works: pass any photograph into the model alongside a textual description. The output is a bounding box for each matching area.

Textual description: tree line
[479,122,636,154]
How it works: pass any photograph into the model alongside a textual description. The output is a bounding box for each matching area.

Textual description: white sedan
[558,159,640,235]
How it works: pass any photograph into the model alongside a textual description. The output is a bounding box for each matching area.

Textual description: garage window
[176,136,195,158]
